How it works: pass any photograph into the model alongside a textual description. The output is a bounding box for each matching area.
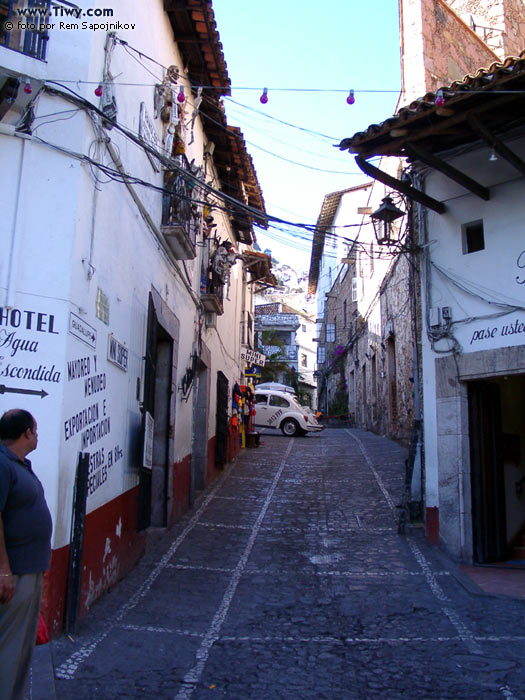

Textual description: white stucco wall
[0,0,248,551]
[419,134,525,512]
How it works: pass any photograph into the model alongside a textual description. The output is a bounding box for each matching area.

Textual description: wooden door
[468,381,507,563]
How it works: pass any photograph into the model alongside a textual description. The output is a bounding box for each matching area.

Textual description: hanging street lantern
[370,195,405,246]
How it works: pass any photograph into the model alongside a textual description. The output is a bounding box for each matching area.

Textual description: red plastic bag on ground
[36,612,49,645]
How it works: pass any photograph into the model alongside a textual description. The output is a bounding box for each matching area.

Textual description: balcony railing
[161,155,197,260]
[0,0,74,61]
[255,313,300,328]
[201,281,224,316]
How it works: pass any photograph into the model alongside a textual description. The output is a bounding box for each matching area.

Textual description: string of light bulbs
[33,82,373,240]
[23,75,521,105]
[28,77,397,102]
[27,82,408,262]
[18,31,511,162]
[12,43,418,273]
[28,34,516,113]
[16,37,472,107]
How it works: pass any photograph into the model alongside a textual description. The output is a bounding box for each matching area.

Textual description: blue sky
[212,0,402,268]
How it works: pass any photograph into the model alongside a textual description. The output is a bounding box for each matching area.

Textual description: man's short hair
[0,409,35,441]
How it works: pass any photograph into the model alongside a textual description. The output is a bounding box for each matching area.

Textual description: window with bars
[0,0,59,60]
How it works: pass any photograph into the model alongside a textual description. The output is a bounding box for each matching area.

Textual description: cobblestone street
[44,429,525,699]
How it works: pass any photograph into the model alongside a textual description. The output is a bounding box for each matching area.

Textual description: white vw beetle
[254,388,324,437]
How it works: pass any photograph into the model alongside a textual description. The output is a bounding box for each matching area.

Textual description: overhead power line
[29,83,398,260]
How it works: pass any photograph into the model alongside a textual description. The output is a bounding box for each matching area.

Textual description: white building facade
[418,130,525,562]
[0,0,265,634]
[338,52,525,563]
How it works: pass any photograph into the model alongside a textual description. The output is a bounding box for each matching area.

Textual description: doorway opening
[215,371,229,468]
[468,376,525,565]
[386,336,397,429]
[138,293,177,530]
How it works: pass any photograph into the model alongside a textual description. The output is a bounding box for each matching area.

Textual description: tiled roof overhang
[164,0,230,98]
[224,126,267,244]
[307,191,343,295]
[164,0,266,243]
[244,251,277,287]
[339,51,525,159]
[308,184,371,295]
[337,51,525,212]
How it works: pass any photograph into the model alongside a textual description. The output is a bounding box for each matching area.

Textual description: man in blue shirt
[0,409,52,700]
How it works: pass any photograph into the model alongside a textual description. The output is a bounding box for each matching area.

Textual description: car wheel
[281,418,299,437]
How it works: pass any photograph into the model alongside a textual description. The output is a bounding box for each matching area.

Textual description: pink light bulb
[177,86,185,103]
[23,78,32,95]
[346,89,355,105]
[260,87,268,105]
[435,90,445,107]
[94,84,103,97]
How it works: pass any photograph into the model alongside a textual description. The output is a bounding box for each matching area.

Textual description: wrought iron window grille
[1,0,78,61]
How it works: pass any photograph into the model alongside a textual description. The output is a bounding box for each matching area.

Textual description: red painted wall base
[42,486,145,638]
[206,431,240,483]
[41,546,69,638]
[426,506,439,546]
[41,436,240,638]
[228,428,241,462]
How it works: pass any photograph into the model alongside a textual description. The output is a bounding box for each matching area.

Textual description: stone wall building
[336,0,525,554]
[311,0,525,535]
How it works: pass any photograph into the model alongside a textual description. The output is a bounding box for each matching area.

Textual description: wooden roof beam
[469,116,525,177]
[357,94,522,159]
[404,143,490,200]
[355,157,446,214]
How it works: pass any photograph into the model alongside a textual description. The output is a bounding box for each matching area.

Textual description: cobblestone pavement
[48,429,525,699]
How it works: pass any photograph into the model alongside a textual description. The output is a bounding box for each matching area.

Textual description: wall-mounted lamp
[370,195,405,246]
